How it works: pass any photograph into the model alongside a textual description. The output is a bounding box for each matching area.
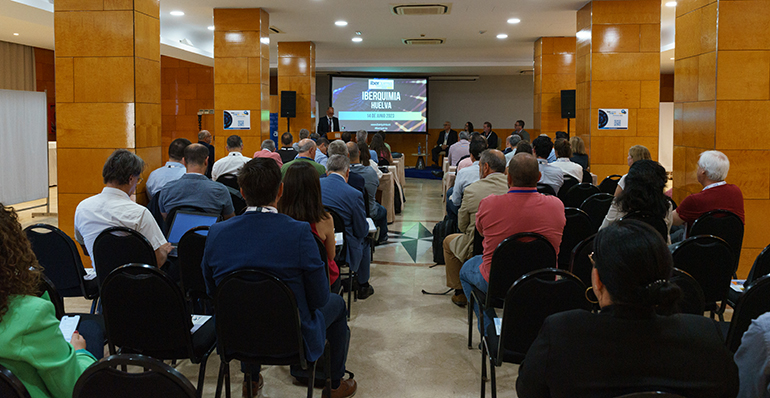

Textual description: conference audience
[348,143,388,244]
[600,159,673,242]
[356,130,378,162]
[201,158,356,398]
[448,137,488,221]
[252,139,283,167]
[328,140,366,193]
[735,311,770,398]
[212,134,251,181]
[460,153,565,332]
[197,130,215,178]
[278,132,298,164]
[516,220,739,398]
[341,131,352,143]
[75,149,172,267]
[481,122,498,150]
[569,136,590,171]
[532,136,564,194]
[315,137,330,167]
[0,205,102,398]
[552,139,583,182]
[158,144,235,220]
[292,128,311,152]
[505,135,523,165]
[443,150,508,307]
[281,139,326,178]
[615,144,652,197]
[146,138,191,200]
[357,141,383,179]
[370,133,392,166]
[432,121,459,166]
[512,119,530,142]
[447,131,470,167]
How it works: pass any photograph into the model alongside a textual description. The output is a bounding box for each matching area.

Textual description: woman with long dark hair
[279,163,340,290]
[370,133,392,166]
[516,220,738,398]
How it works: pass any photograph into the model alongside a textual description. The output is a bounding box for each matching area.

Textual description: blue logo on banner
[269,113,279,147]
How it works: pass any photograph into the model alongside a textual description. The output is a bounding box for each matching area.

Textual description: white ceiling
[1,0,676,75]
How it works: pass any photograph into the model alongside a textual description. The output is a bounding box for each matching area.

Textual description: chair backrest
[726,275,770,352]
[559,208,594,268]
[614,393,685,398]
[325,207,347,265]
[38,274,66,320]
[559,175,579,198]
[580,193,614,233]
[92,227,157,289]
[619,211,668,241]
[24,223,88,298]
[666,196,677,211]
[582,169,592,184]
[230,191,247,216]
[73,354,196,398]
[177,226,210,304]
[560,183,601,209]
[214,269,308,368]
[569,234,596,286]
[672,235,734,307]
[487,232,557,308]
[0,364,31,398]
[362,188,370,218]
[473,228,484,256]
[668,268,705,316]
[497,269,588,364]
[101,264,193,359]
[215,173,240,190]
[536,183,556,196]
[689,209,744,273]
[747,243,770,284]
[599,174,622,194]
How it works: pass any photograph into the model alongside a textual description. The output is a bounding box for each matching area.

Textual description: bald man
[281,138,326,177]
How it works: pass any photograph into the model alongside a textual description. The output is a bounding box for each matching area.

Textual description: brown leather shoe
[242,374,264,398]
[452,293,467,307]
[324,378,357,398]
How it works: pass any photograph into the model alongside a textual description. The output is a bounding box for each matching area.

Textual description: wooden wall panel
[277,41,316,142]
[533,37,576,139]
[34,47,56,141]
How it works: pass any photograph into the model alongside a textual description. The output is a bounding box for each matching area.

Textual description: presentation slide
[330,76,427,132]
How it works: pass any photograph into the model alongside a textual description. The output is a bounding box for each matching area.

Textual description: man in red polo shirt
[673,150,744,235]
[460,152,566,333]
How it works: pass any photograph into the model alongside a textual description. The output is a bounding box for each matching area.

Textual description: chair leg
[196,351,212,398]
[324,342,332,398]
[467,294,474,349]
[215,362,226,398]
[246,372,253,398]
[90,299,97,314]
[307,362,317,398]
[489,353,497,398]
[480,339,487,398]
[224,362,231,398]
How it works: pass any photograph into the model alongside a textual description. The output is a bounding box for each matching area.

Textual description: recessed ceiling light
[207,25,215,31]
[496,34,508,39]
[13,33,19,36]
[507,18,521,24]
[170,10,184,16]
[260,37,270,45]
[670,57,675,60]
[352,37,363,42]
[665,1,677,7]
[335,20,348,26]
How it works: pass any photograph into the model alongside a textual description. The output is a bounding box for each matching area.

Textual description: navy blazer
[320,174,368,270]
[201,211,329,362]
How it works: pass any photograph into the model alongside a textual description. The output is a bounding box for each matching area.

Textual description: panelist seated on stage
[432,121,458,166]
[318,106,340,137]
[146,138,191,200]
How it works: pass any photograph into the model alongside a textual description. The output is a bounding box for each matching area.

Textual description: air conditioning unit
[269,26,285,34]
[392,4,452,15]
[402,38,445,45]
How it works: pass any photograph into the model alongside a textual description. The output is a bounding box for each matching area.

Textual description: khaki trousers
[443,233,464,290]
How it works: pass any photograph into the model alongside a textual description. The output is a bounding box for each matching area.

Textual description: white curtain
[0,40,36,91]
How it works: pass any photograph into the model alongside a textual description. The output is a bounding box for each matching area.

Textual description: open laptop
[166,211,219,257]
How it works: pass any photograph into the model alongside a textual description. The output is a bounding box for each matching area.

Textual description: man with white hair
[281,138,326,177]
[672,150,745,232]
[212,135,251,181]
[447,131,470,167]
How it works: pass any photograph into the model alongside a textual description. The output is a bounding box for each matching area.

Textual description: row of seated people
[431,120,507,166]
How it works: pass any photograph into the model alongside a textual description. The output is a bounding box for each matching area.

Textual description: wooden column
[54,0,162,248]
[534,37,576,139]
[277,41,316,141]
[213,8,270,160]
[674,0,770,276]
[576,0,660,180]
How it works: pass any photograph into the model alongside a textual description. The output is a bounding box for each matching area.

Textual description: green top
[281,157,326,178]
[0,295,96,398]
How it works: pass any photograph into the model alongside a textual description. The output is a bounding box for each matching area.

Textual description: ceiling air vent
[392,4,451,15]
[269,26,284,34]
[403,38,445,45]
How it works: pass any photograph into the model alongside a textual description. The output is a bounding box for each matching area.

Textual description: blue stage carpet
[405,166,442,180]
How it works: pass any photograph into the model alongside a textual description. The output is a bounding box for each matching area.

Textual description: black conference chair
[25,223,99,313]
[536,183,556,196]
[582,169,593,184]
[580,193,614,233]
[599,174,622,194]
[314,234,332,291]
[178,226,212,314]
[0,364,30,398]
[614,393,686,398]
[216,173,240,190]
[558,175,580,199]
[559,208,594,269]
[569,234,596,288]
[672,235,734,322]
[688,209,744,273]
[468,232,557,349]
[481,269,589,398]
[101,264,215,398]
[619,211,668,241]
[473,228,484,257]
[728,243,770,308]
[666,196,678,211]
[214,269,331,398]
[73,354,197,398]
[222,186,247,216]
[724,275,770,353]
[668,268,706,316]
[559,183,601,209]
[326,207,355,318]
[92,227,157,291]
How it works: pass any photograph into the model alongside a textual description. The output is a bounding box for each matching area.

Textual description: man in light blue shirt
[447,138,487,221]
[533,136,564,194]
[315,137,330,167]
[146,138,191,199]
[735,311,770,398]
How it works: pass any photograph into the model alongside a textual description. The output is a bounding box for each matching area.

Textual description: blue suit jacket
[201,211,329,362]
[320,174,368,270]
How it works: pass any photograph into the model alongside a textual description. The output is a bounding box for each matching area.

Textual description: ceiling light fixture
[13,33,19,36]
[670,57,675,60]
[352,37,363,42]
[665,1,677,7]
[496,34,508,39]
[170,10,184,16]
[207,25,215,31]
[507,18,521,24]
[335,20,348,26]
[260,37,270,45]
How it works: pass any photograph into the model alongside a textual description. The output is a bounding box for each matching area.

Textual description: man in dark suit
[201,157,357,398]
[317,106,340,138]
[432,121,458,166]
[327,140,366,194]
[197,130,215,178]
[320,154,374,299]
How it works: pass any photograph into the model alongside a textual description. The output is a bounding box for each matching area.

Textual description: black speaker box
[561,89,576,119]
[281,91,296,118]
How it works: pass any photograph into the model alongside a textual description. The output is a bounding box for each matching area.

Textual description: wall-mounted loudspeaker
[561,90,576,119]
[281,91,296,118]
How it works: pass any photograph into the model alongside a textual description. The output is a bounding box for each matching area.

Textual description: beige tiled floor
[20,178,519,397]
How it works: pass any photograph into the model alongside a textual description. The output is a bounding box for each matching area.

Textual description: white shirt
[74,187,167,262]
[553,158,584,182]
[212,151,251,181]
[369,159,383,178]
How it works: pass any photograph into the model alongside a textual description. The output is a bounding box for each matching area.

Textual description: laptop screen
[167,211,218,245]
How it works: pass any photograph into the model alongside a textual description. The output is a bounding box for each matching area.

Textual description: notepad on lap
[191,315,212,333]
[731,279,747,293]
[59,315,80,343]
